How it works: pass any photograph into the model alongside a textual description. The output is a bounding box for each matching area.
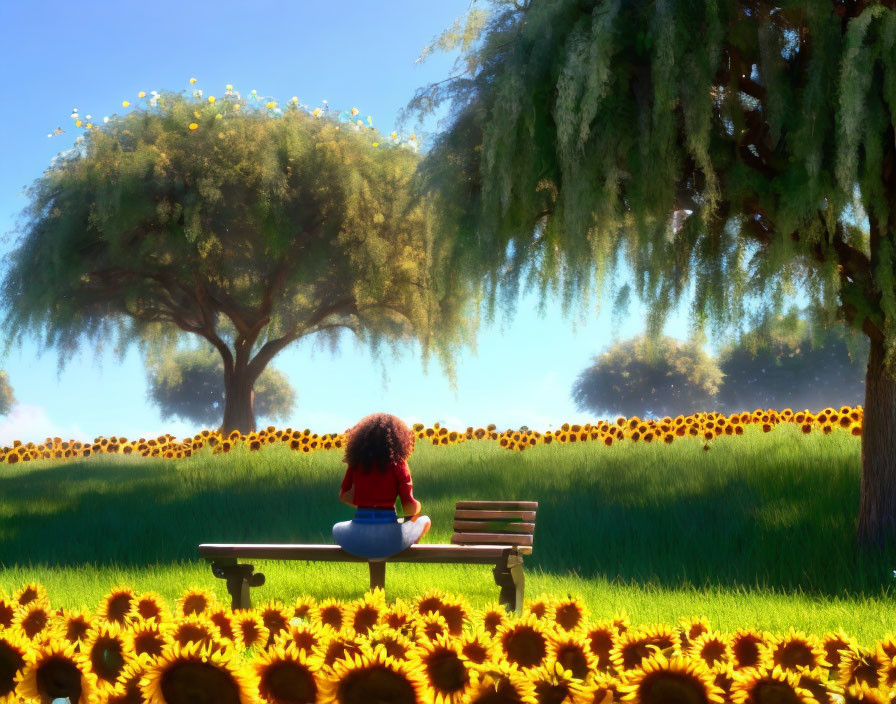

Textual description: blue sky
[0,0,748,444]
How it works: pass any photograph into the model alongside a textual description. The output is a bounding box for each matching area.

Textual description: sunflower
[712,662,737,702]
[496,614,551,671]
[84,621,131,692]
[12,600,53,642]
[126,618,169,659]
[382,599,415,634]
[51,608,94,649]
[576,670,621,704]
[730,665,817,704]
[320,628,365,669]
[415,588,451,619]
[837,646,887,690]
[347,590,387,636]
[731,629,769,671]
[0,629,28,702]
[610,625,682,673]
[523,594,554,623]
[458,629,497,667]
[466,660,538,704]
[479,602,511,638]
[232,610,270,651]
[414,612,453,645]
[687,631,733,670]
[0,597,16,629]
[407,632,477,704]
[133,591,171,623]
[433,593,472,637]
[105,657,150,704]
[617,652,725,704]
[96,586,137,626]
[678,617,712,651]
[318,646,427,704]
[173,586,218,619]
[168,614,227,653]
[529,660,587,704]
[546,631,598,681]
[549,596,589,634]
[258,601,293,648]
[797,667,843,704]
[141,640,258,704]
[842,682,892,704]
[768,629,829,673]
[318,598,347,632]
[876,635,896,661]
[12,582,49,610]
[15,637,99,704]
[822,631,858,678]
[361,625,416,662]
[612,612,631,635]
[208,608,236,641]
[584,621,618,672]
[253,643,324,704]
[274,621,330,658]
[292,595,320,624]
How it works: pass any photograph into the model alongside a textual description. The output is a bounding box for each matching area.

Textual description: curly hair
[342,413,416,473]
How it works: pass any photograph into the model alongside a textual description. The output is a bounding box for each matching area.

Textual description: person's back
[332,413,431,559]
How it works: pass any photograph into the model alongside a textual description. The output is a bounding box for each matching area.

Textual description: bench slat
[453,520,535,534]
[455,501,538,511]
[199,543,525,564]
[451,532,534,546]
[454,510,536,522]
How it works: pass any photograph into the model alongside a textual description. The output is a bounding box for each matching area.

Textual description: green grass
[1,424,894,645]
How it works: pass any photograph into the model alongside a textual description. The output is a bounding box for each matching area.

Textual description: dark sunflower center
[534,681,570,704]
[162,661,242,704]
[462,643,489,665]
[136,631,165,657]
[210,614,235,640]
[850,662,881,689]
[440,605,466,635]
[503,627,547,668]
[557,644,590,679]
[338,664,417,704]
[640,672,709,704]
[554,604,582,631]
[291,632,318,653]
[0,603,14,628]
[353,606,380,634]
[701,641,727,667]
[426,650,468,692]
[17,588,38,607]
[262,661,317,704]
[472,679,525,704]
[241,623,261,645]
[774,642,815,670]
[65,619,91,643]
[752,680,802,704]
[137,601,162,620]
[325,640,363,667]
[91,637,125,682]
[36,656,83,701]
[0,641,26,696]
[589,630,614,667]
[22,609,49,638]
[484,613,504,636]
[321,608,343,630]
[734,638,762,668]
[176,624,211,646]
[106,594,133,624]
[182,595,208,616]
[801,678,833,704]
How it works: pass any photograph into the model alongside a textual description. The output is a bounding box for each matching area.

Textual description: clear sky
[0,0,765,444]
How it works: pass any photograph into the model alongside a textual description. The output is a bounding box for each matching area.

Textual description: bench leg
[368,561,386,593]
[493,553,525,615]
[210,560,266,610]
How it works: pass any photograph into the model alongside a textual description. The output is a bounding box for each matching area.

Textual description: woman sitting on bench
[333,413,431,559]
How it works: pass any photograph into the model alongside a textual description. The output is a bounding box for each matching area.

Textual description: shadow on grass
[0,436,893,599]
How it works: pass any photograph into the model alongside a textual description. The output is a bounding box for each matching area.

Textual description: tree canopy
[1,88,479,433]
[145,344,296,430]
[572,335,723,418]
[405,0,896,545]
[0,371,15,417]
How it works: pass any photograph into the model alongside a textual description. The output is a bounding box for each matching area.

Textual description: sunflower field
[1,582,893,704]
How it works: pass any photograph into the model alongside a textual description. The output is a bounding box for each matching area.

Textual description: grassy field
[1,423,894,645]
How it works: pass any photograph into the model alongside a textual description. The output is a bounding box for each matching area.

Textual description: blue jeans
[333,508,430,559]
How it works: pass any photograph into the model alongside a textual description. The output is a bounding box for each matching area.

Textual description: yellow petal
[208,96,215,103]
[189,123,198,130]
[190,77,197,84]
[75,120,82,127]
[266,101,276,109]
[122,100,130,107]
[138,91,146,98]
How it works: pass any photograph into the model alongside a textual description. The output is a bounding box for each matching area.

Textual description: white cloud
[0,405,92,446]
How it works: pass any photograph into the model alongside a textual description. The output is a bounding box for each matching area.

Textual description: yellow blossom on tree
[75,120,82,127]
[122,101,130,107]
[350,107,359,116]
[234,104,241,111]
[266,101,277,109]
[138,91,146,98]
[226,84,233,90]
[312,108,322,117]
[86,123,92,129]
[372,142,379,147]
[189,78,197,84]
[189,123,198,130]
[215,114,222,120]
[208,96,216,103]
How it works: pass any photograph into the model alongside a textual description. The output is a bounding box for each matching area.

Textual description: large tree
[405,0,896,546]
[145,344,296,431]
[1,89,477,435]
[716,306,867,413]
[572,335,723,418]
[0,371,15,417]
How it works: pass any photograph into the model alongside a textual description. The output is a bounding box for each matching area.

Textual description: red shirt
[340,460,416,509]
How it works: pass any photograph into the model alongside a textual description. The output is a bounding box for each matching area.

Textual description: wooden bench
[199,500,537,614]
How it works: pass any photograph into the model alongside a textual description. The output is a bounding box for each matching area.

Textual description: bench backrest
[451,501,537,555]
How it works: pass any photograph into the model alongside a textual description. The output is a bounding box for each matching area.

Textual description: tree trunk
[857,336,896,547]
[219,368,257,437]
